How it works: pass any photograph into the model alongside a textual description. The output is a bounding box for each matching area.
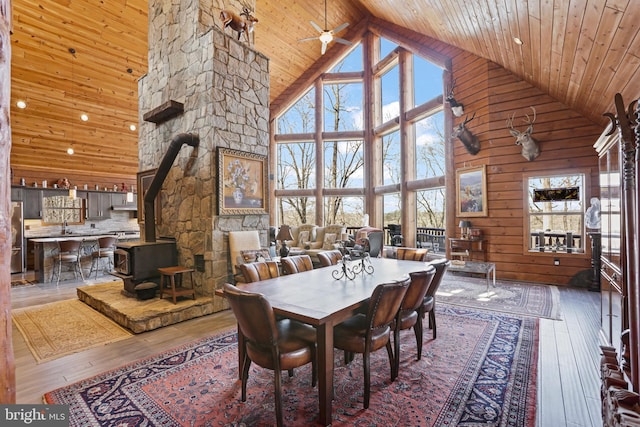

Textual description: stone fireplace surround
[135,0,269,314]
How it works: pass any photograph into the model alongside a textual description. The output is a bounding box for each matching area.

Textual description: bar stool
[158,266,196,304]
[88,236,117,278]
[52,239,84,285]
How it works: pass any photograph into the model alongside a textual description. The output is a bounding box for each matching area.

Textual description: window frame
[522,169,591,257]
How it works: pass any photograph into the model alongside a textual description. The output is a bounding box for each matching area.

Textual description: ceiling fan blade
[310,20,323,33]
[332,22,350,34]
[334,37,353,46]
[321,41,328,55]
[298,36,318,42]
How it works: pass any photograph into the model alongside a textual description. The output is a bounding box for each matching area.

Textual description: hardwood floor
[10,273,604,426]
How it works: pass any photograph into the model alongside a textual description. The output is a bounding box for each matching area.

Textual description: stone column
[140,0,269,310]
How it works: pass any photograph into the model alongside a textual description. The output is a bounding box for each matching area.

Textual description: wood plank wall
[450,57,603,286]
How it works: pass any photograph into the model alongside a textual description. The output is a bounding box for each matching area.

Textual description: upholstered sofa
[288,224,347,262]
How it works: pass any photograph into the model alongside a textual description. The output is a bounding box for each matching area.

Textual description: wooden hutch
[596,95,640,426]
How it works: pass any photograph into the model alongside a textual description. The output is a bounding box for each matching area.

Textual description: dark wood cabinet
[87,192,112,219]
[111,192,137,209]
[596,130,625,358]
[11,186,24,201]
[23,189,43,219]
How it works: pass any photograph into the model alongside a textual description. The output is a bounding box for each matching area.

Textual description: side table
[158,266,196,304]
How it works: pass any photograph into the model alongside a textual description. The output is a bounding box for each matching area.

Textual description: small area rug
[44,305,538,426]
[13,299,133,363]
[439,272,562,320]
[10,278,35,287]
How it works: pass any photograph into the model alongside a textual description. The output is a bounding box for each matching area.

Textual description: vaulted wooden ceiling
[10,0,640,180]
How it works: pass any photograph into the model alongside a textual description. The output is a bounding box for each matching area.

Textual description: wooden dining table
[219,257,430,426]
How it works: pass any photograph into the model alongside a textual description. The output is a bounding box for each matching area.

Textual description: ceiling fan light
[319,32,333,44]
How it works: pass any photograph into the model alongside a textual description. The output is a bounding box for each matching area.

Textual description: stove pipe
[144,133,199,242]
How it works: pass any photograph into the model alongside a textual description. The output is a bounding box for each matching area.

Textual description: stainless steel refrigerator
[11,201,24,273]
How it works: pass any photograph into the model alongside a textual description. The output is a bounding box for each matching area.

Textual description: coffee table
[447,260,496,290]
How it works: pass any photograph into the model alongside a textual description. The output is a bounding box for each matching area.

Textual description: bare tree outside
[277,90,315,225]
[324,81,364,224]
[276,72,364,226]
[415,113,446,228]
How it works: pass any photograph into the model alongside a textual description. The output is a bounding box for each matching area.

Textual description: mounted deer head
[446,79,464,117]
[220,3,258,44]
[506,106,540,161]
[452,112,480,155]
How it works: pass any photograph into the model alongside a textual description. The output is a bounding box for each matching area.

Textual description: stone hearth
[77,281,215,334]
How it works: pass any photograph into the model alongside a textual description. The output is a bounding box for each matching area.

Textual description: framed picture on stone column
[137,168,162,224]
[217,147,268,215]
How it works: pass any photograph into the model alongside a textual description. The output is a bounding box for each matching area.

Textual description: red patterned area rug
[44,305,538,426]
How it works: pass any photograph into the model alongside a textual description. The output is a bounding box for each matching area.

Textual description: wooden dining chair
[280,254,313,275]
[422,259,451,339]
[393,267,436,379]
[396,247,429,261]
[223,283,317,427]
[239,260,280,283]
[317,250,343,267]
[333,278,410,408]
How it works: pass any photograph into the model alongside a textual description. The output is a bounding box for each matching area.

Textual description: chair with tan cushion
[317,250,343,267]
[88,236,117,278]
[396,247,428,261]
[333,278,410,408]
[239,261,280,283]
[393,267,436,378]
[280,254,314,275]
[229,230,262,282]
[223,283,317,427]
[52,239,84,285]
[422,258,450,339]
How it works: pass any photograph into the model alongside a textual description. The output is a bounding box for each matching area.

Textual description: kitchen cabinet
[23,189,43,219]
[111,192,137,210]
[87,192,112,219]
[11,186,24,201]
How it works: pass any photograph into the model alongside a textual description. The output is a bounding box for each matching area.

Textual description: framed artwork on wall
[137,168,161,224]
[456,165,487,217]
[217,147,268,215]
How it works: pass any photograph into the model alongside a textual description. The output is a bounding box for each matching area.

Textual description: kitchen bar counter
[31,233,140,283]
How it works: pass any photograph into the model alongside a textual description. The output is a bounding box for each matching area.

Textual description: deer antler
[506,112,516,131]
[523,106,537,125]
[446,79,457,100]
[462,111,476,125]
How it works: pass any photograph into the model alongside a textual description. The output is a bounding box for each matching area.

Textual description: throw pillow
[297,230,310,246]
[240,249,271,263]
[323,233,337,250]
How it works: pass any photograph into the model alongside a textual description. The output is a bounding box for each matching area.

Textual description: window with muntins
[526,172,587,254]
[274,35,448,232]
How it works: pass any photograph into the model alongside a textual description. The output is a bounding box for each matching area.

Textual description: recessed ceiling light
[67,147,74,155]
[513,37,524,45]
[80,113,89,121]
[16,100,27,109]
[129,124,137,131]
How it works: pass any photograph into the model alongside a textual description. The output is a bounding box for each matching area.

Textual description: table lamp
[459,220,471,239]
[276,225,293,257]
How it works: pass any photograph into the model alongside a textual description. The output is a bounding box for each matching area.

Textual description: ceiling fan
[298,0,352,55]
